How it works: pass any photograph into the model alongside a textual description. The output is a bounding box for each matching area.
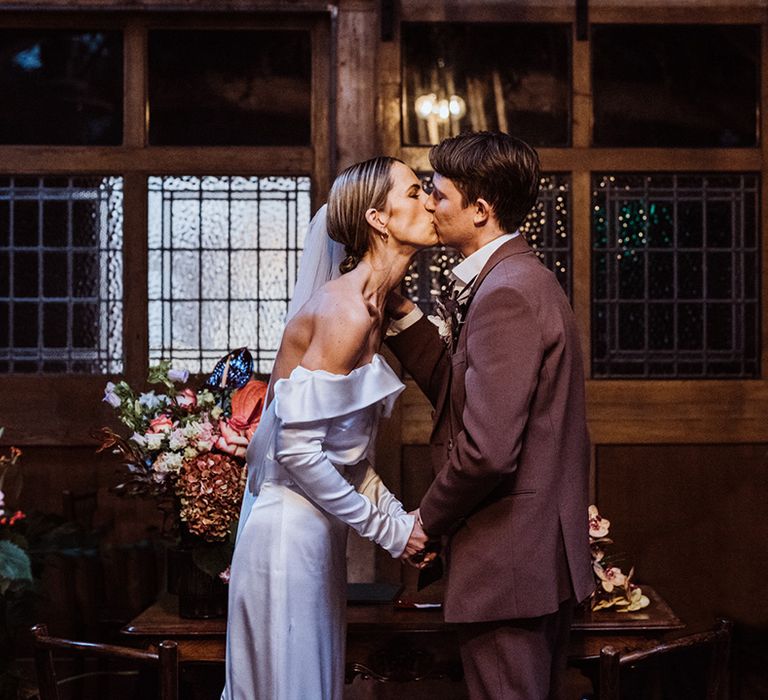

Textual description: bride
[221,157,438,699]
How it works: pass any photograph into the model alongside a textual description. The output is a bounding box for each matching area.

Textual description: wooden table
[122,586,684,684]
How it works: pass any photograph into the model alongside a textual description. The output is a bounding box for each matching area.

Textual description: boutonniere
[428,295,465,351]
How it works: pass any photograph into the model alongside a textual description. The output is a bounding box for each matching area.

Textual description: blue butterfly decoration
[205,347,254,390]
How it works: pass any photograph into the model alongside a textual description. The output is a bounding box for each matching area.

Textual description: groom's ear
[365,207,389,235]
[472,198,492,226]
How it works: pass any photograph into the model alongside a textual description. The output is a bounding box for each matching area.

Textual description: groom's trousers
[458,597,575,700]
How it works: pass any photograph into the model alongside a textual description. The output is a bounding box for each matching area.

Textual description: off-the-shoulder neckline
[291,352,387,379]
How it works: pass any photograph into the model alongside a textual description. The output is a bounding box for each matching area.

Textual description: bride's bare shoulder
[296,283,373,374]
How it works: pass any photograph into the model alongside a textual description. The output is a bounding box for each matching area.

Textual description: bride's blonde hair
[326,156,402,274]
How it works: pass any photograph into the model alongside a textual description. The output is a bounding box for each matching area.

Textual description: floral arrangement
[96,352,267,577]
[0,430,30,596]
[589,505,650,612]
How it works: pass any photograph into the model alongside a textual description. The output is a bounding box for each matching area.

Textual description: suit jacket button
[447,439,455,451]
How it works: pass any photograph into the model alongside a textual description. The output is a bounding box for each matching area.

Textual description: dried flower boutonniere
[428,294,465,352]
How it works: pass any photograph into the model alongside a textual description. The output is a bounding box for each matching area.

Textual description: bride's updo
[326,156,402,274]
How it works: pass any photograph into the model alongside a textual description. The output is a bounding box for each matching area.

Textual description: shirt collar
[450,232,519,287]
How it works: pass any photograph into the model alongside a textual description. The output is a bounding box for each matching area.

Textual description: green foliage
[0,541,32,595]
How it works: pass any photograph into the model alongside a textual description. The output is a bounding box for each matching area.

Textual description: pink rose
[175,388,198,411]
[148,414,174,433]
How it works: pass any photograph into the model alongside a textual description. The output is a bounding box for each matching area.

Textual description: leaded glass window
[405,174,571,313]
[148,176,311,374]
[0,176,124,373]
[592,174,760,378]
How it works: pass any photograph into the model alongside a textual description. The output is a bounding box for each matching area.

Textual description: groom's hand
[401,509,438,568]
[402,512,429,560]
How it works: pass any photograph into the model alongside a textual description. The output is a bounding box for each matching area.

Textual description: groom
[387,131,594,699]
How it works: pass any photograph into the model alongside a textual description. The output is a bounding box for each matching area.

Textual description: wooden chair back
[599,618,732,700]
[31,623,179,700]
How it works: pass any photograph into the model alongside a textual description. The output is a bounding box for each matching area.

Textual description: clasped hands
[401,509,439,569]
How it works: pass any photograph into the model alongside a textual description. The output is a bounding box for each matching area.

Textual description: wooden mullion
[124,20,147,149]
[571,21,591,149]
[0,146,314,175]
[571,170,592,375]
[760,23,768,379]
[335,3,378,171]
[122,173,149,386]
[400,378,768,447]
[539,149,762,172]
[589,6,765,25]
[570,20,592,373]
[400,147,763,174]
[310,15,331,209]
[399,1,573,23]
[0,4,331,20]
[377,8,404,161]
[0,11,127,29]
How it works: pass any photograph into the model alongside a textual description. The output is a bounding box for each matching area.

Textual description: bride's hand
[402,513,429,559]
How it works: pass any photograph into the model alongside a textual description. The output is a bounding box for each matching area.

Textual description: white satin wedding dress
[221,353,414,700]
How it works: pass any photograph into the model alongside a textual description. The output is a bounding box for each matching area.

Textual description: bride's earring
[380,227,389,242]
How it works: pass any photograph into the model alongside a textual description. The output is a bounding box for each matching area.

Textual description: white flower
[427,314,453,343]
[197,389,215,407]
[210,405,223,421]
[130,432,147,447]
[163,452,183,471]
[168,428,188,451]
[183,446,199,460]
[152,451,183,483]
[196,440,213,452]
[168,368,189,383]
[145,433,164,451]
[182,421,203,439]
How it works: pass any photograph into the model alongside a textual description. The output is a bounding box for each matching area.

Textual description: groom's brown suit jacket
[388,236,594,623]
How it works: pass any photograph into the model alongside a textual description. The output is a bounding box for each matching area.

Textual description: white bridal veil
[285,204,346,323]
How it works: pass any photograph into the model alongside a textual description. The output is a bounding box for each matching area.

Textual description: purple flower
[103,383,121,408]
[168,368,189,383]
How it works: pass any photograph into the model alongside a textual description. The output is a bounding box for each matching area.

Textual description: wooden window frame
[384,3,768,448]
[0,10,331,445]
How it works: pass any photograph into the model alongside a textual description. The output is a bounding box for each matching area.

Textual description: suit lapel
[430,235,534,444]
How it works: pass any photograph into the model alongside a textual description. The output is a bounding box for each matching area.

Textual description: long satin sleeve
[346,462,408,519]
[275,420,414,557]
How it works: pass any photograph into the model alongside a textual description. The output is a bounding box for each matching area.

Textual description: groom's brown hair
[429,131,540,233]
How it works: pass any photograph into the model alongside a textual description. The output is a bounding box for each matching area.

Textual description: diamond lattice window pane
[592,173,760,378]
[148,176,311,374]
[0,176,123,373]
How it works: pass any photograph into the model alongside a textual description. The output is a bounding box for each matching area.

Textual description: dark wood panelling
[597,443,768,697]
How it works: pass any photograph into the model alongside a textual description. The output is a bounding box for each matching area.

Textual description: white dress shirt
[387,232,519,336]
